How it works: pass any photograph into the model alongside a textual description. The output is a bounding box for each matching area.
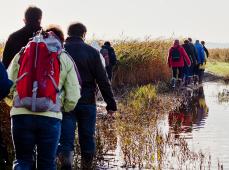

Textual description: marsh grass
[0,101,14,169]
[218,89,229,103]
[206,61,229,78]
[74,85,214,169]
[209,48,229,62]
[113,85,212,169]
[112,40,172,87]
[0,43,4,59]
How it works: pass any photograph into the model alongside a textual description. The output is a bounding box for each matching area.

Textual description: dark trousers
[172,67,183,79]
[58,104,96,162]
[199,69,205,83]
[194,64,200,76]
[105,65,113,81]
[11,115,61,170]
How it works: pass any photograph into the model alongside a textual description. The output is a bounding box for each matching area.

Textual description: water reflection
[72,83,228,169]
[169,86,209,138]
[92,86,213,169]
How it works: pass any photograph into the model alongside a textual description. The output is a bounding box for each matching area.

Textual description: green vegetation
[206,61,229,77]
[113,85,212,169]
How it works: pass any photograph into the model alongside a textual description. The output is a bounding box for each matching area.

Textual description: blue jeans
[59,104,96,156]
[183,65,194,78]
[11,115,61,170]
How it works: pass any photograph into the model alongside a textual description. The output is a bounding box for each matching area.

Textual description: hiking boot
[171,78,176,88]
[193,75,199,86]
[80,153,94,170]
[176,79,183,88]
[59,151,74,170]
[199,70,204,84]
[184,78,188,87]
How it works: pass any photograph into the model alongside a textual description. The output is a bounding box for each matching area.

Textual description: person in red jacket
[168,40,191,88]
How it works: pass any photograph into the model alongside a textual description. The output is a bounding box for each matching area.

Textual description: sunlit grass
[0,43,4,59]
[112,40,172,87]
[209,48,229,62]
[206,61,229,77]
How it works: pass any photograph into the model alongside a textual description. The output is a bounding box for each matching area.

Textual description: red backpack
[14,30,62,112]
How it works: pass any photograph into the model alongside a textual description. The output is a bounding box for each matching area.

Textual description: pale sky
[0,0,229,43]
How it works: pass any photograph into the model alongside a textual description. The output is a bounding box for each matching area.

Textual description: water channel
[92,82,228,169]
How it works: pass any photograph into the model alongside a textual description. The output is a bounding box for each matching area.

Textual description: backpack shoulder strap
[61,49,82,86]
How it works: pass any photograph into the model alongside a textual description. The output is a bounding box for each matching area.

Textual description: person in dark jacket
[188,38,199,84]
[2,6,42,68]
[0,61,13,169]
[201,41,209,58]
[182,40,197,86]
[101,41,117,81]
[58,22,117,170]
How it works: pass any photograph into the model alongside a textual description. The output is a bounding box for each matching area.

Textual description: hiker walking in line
[0,61,13,169]
[188,38,199,84]
[182,40,197,86]
[58,22,117,170]
[91,40,106,67]
[7,25,81,170]
[167,40,191,88]
[201,41,209,58]
[2,6,42,69]
[101,41,117,81]
[194,40,206,84]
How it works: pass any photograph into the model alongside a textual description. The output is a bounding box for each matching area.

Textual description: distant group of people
[167,38,209,88]
[0,6,117,170]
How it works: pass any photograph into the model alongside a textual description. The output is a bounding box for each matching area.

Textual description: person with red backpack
[7,25,81,170]
[167,39,191,88]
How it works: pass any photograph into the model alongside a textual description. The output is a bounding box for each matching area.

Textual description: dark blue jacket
[64,37,117,111]
[101,45,117,66]
[0,62,13,100]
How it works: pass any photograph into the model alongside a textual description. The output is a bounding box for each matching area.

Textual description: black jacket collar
[65,36,84,43]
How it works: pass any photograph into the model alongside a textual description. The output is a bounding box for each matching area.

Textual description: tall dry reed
[112,40,172,87]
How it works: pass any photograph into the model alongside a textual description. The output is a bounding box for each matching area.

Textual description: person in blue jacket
[194,40,205,84]
[0,61,13,100]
